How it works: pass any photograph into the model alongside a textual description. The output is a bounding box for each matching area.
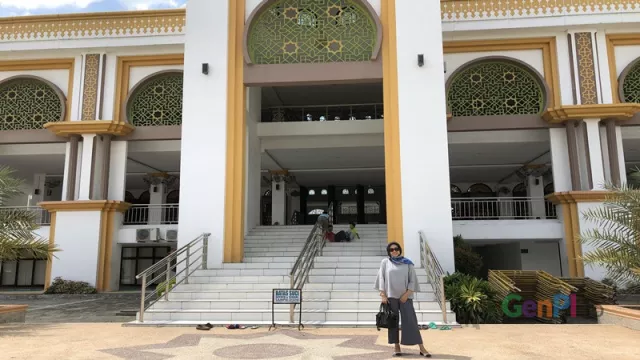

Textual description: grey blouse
[374,258,421,299]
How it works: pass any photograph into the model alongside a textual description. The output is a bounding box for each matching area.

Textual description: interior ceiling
[0,154,66,177]
[262,141,552,186]
[127,152,181,173]
[262,83,383,107]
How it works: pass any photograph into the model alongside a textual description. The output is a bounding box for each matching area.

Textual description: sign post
[270,289,303,331]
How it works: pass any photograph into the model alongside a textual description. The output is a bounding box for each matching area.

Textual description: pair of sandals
[420,323,451,330]
[196,323,214,331]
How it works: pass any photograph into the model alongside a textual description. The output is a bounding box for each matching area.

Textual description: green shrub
[444,272,501,324]
[156,278,176,297]
[453,235,483,277]
[45,277,97,294]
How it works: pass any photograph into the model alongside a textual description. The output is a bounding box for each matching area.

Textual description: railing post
[290,276,295,323]
[185,245,191,285]
[139,274,146,322]
[440,275,447,324]
[202,235,209,270]
[164,261,171,301]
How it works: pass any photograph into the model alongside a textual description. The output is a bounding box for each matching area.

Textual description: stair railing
[288,202,333,322]
[418,230,448,324]
[136,232,210,323]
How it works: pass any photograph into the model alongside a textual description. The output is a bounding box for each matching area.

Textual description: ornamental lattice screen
[0,78,64,131]
[127,72,183,127]
[622,60,640,103]
[247,0,377,64]
[447,61,545,117]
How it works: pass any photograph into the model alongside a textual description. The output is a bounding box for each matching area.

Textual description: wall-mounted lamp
[417,54,424,67]
[275,183,281,191]
[202,63,209,75]
[535,178,540,186]
[153,186,158,193]
[444,61,447,74]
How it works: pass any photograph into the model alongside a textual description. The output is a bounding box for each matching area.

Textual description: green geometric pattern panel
[447,61,545,116]
[248,0,377,64]
[0,78,64,131]
[127,73,183,127]
[622,61,640,103]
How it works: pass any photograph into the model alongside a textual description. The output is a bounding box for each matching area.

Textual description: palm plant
[0,166,59,261]
[577,179,640,286]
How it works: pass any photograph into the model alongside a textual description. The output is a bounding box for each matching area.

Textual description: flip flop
[428,322,438,329]
[196,324,210,331]
[440,325,452,330]
[226,324,237,329]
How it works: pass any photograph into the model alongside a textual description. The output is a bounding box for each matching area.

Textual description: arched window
[544,183,555,195]
[621,60,640,103]
[308,189,316,196]
[246,0,379,65]
[367,188,375,195]
[166,190,180,204]
[512,183,527,197]
[467,183,493,194]
[263,190,272,197]
[124,191,136,203]
[0,76,65,131]
[447,59,545,117]
[451,185,462,194]
[137,191,151,205]
[126,71,183,127]
[321,189,328,195]
[342,189,350,195]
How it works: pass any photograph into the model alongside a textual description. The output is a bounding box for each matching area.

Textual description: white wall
[519,241,562,276]
[454,220,563,240]
[50,211,102,285]
[0,69,71,97]
[245,87,262,233]
[396,0,454,273]
[178,0,230,267]
[577,202,609,281]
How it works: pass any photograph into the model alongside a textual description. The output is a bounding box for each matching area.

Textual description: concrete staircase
[133,225,456,326]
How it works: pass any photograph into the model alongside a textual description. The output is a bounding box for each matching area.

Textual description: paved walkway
[0,294,138,323]
[0,323,638,359]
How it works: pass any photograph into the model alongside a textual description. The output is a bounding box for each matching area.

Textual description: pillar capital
[542,104,640,123]
[43,120,134,137]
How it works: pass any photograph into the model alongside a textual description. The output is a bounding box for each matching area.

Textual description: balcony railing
[123,204,179,225]
[262,103,383,122]
[0,206,51,226]
[451,197,557,220]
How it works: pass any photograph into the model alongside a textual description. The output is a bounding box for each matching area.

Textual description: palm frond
[0,166,60,262]
[577,182,640,284]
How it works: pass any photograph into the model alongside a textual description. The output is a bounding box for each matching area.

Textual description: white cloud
[120,0,181,10]
[0,0,98,9]
[0,0,185,11]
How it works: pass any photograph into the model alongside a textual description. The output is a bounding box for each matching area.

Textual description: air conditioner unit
[166,230,178,242]
[136,228,161,242]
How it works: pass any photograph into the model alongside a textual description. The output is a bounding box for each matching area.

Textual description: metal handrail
[135,232,210,323]
[418,230,448,324]
[287,202,334,322]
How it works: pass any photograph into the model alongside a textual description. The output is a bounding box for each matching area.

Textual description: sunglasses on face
[389,247,400,252]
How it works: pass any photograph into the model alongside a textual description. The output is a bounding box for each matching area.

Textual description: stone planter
[0,305,28,324]
[598,305,640,331]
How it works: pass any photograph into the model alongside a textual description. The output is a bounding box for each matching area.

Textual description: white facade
[1,0,640,292]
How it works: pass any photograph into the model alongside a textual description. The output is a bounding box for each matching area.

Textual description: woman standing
[374,242,431,357]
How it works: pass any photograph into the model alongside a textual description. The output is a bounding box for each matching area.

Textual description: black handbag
[376,303,399,330]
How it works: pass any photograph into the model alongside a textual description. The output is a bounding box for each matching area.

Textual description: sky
[0,0,187,17]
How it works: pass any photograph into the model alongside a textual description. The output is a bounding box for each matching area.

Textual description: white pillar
[616,126,627,185]
[245,87,262,233]
[108,141,128,201]
[600,126,612,183]
[178,0,230,267]
[396,0,454,273]
[148,181,166,225]
[584,119,606,190]
[77,134,96,200]
[549,128,572,192]
[271,179,286,225]
[527,175,545,219]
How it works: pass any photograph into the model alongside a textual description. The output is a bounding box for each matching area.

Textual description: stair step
[152,299,446,311]
[140,308,452,323]
[168,290,436,301]
[127,320,457,328]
